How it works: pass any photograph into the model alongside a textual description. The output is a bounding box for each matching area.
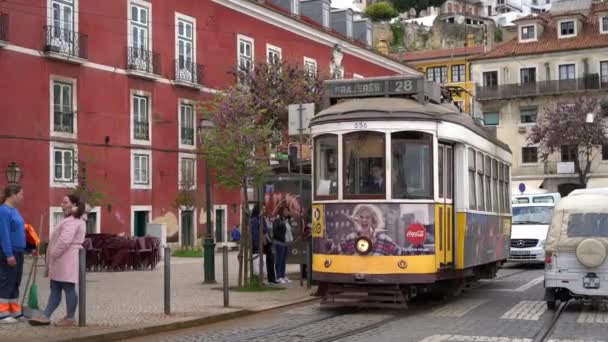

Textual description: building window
[520,25,535,41]
[132,151,151,188]
[237,35,253,84]
[484,112,499,126]
[179,102,195,147]
[522,147,538,163]
[52,81,74,134]
[132,94,150,142]
[176,15,195,81]
[601,61,608,84]
[559,64,576,80]
[451,64,466,82]
[49,0,75,53]
[179,155,196,189]
[603,145,608,160]
[304,57,317,77]
[427,66,447,83]
[267,44,281,65]
[520,106,538,124]
[559,20,575,37]
[129,2,150,59]
[602,16,608,34]
[53,147,74,183]
[520,67,536,84]
[482,71,498,86]
[561,145,577,162]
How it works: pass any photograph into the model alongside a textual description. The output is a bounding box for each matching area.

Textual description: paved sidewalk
[1,251,317,342]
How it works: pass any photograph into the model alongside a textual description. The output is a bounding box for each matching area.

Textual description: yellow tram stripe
[313,254,436,274]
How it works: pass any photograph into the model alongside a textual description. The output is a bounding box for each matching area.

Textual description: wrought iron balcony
[43,25,88,60]
[0,13,8,45]
[174,59,204,86]
[181,127,195,146]
[476,74,601,101]
[127,46,161,76]
[133,121,150,141]
[54,111,74,133]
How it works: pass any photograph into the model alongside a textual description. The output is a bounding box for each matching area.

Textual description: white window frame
[49,207,65,237]
[481,69,500,86]
[131,149,152,190]
[50,142,77,188]
[130,205,152,237]
[600,15,608,34]
[237,34,254,83]
[130,90,152,145]
[127,0,152,52]
[521,146,540,165]
[353,73,364,79]
[46,0,79,46]
[179,152,197,190]
[266,44,282,65]
[177,207,197,246]
[49,75,77,139]
[291,0,300,15]
[600,60,608,84]
[322,1,330,28]
[85,206,101,234]
[557,19,576,39]
[178,99,196,150]
[557,62,577,80]
[519,24,537,42]
[213,204,228,243]
[346,12,353,38]
[519,105,539,126]
[518,66,537,84]
[175,13,197,81]
[304,56,317,76]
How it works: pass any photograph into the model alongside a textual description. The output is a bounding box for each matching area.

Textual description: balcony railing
[181,127,195,146]
[0,13,8,43]
[476,74,601,101]
[134,121,150,141]
[43,25,88,59]
[54,111,74,133]
[174,59,204,86]
[127,46,161,76]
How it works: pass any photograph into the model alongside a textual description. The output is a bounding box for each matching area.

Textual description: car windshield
[512,206,553,225]
[567,213,608,237]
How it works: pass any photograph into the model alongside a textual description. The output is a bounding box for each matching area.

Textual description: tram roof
[310,97,511,153]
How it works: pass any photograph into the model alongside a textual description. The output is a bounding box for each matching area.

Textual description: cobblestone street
[123,264,608,342]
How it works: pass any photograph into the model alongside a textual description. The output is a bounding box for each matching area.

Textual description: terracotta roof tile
[392,46,485,62]
[472,4,608,61]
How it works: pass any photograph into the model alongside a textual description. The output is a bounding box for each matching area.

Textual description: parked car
[509,202,555,264]
[544,192,608,309]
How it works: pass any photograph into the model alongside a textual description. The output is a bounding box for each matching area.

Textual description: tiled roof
[392,46,485,62]
[471,3,608,61]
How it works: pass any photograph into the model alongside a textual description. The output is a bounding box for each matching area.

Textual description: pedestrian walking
[230,224,241,242]
[250,204,276,284]
[29,194,86,327]
[0,184,26,324]
[273,206,294,284]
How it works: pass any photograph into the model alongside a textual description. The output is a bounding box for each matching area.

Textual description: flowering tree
[70,159,108,208]
[528,96,608,187]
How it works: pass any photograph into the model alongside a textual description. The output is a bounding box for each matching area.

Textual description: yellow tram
[310,75,513,307]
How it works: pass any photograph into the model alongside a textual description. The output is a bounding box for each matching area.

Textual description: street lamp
[5,162,23,185]
[198,118,216,284]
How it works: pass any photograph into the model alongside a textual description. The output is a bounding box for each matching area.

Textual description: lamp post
[5,162,23,185]
[198,119,216,284]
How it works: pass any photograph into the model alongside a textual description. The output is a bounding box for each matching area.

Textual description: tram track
[532,300,569,342]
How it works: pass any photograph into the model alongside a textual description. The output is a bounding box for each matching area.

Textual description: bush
[172,248,202,258]
[365,2,399,22]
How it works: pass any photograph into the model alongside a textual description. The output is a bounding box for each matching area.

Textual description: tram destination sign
[327,76,424,99]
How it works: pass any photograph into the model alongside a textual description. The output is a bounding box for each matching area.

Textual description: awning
[512,179,546,195]
[586,177,608,188]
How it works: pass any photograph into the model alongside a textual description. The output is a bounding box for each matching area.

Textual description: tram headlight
[355,237,372,255]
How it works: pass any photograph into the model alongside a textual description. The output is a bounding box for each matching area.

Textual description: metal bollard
[164,247,171,315]
[307,240,312,289]
[223,245,229,307]
[78,248,86,327]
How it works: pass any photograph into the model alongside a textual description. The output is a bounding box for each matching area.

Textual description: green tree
[365,2,399,22]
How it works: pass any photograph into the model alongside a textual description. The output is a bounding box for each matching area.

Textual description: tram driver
[363,164,385,194]
[325,204,406,256]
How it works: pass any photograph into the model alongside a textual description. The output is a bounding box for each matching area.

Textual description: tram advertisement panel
[312,203,435,256]
[463,213,509,267]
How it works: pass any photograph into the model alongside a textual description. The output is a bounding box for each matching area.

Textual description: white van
[512,193,561,205]
[509,196,558,263]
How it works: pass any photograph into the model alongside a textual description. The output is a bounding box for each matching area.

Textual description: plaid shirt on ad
[338,233,406,256]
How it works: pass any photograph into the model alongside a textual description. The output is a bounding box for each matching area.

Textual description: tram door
[437,144,454,268]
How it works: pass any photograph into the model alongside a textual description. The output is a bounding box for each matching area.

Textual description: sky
[330,0,356,9]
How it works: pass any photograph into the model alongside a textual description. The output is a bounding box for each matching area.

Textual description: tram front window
[392,131,433,199]
[343,132,386,198]
[314,135,338,198]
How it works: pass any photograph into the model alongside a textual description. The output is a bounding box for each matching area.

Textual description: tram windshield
[392,132,433,199]
[343,132,386,198]
[314,135,338,198]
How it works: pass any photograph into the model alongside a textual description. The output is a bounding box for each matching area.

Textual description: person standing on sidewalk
[250,205,277,284]
[0,185,26,324]
[273,206,294,284]
[29,194,86,327]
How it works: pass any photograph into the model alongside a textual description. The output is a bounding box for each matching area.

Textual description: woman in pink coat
[29,194,86,326]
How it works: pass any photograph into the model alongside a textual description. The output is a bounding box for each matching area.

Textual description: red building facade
[0,0,417,244]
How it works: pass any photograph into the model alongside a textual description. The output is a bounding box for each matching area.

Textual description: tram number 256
[354,121,368,129]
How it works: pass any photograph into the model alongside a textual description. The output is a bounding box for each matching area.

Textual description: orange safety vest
[24,223,41,250]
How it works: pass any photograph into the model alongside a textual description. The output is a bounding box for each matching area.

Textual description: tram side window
[476,152,485,211]
[392,131,433,199]
[468,148,476,210]
[499,163,506,213]
[505,165,511,213]
[343,132,386,198]
[492,159,499,213]
[485,155,491,211]
[314,135,338,198]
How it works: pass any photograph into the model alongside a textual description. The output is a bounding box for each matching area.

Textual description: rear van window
[532,196,554,203]
[567,213,608,237]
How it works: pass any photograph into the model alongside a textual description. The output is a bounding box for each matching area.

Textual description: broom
[27,215,44,310]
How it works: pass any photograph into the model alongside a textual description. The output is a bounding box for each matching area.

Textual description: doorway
[214,205,227,243]
[180,210,194,247]
[133,211,149,237]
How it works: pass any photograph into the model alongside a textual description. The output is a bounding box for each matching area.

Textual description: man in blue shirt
[230,224,241,242]
[0,185,26,324]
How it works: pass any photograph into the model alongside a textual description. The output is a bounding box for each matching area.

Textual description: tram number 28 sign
[328,78,419,98]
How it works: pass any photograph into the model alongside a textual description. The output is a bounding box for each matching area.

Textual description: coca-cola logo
[406,223,426,245]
